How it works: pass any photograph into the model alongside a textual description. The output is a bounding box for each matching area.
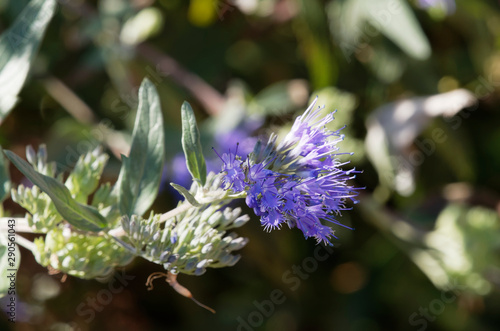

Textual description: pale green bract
[181,101,207,186]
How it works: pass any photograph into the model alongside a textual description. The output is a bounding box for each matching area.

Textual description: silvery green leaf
[328,0,430,60]
[0,0,57,123]
[0,232,20,298]
[117,78,165,217]
[0,146,10,202]
[365,0,430,60]
[170,183,201,207]
[181,101,207,185]
[4,151,107,232]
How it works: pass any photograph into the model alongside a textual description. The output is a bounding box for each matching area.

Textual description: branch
[136,43,226,116]
[15,235,36,252]
[159,202,192,223]
[42,76,98,124]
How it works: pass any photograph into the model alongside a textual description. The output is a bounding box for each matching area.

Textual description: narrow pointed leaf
[170,183,201,207]
[365,0,431,60]
[117,78,165,216]
[4,151,107,232]
[328,0,430,61]
[0,0,57,123]
[181,101,207,185]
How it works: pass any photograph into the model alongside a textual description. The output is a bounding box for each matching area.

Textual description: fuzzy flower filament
[216,98,361,245]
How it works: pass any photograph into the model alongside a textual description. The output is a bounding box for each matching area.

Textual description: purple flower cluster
[216,98,361,245]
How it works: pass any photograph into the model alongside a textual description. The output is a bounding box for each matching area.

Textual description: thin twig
[146,272,216,313]
[42,76,98,124]
[136,43,226,116]
[41,73,131,160]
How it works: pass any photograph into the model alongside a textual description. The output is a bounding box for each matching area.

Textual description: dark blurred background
[1,0,500,330]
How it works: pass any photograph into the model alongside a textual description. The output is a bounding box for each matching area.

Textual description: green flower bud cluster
[11,185,61,232]
[11,145,61,232]
[64,146,109,204]
[117,173,250,276]
[25,144,58,177]
[11,145,128,278]
[91,182,119,222]
[119,212,161,254]
[11,145,119,231]
[33,225,134,279]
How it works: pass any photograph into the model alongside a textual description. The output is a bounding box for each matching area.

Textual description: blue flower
[219,152,246,191]
[217,98,361,245]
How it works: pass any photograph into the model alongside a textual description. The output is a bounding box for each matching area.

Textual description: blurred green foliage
[1,0,500,330]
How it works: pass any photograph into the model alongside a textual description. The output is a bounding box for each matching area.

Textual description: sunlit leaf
[120,7,164,45]
[0,0,57,124]
[366,0,431,60]
[412,203,500,295]
[170,183,201,207]
[117,78,165,217]
[181,101,206,186]
[328,0,430,61]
